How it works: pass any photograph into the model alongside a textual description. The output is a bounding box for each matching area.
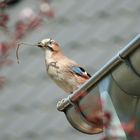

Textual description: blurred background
[0,0,140,140]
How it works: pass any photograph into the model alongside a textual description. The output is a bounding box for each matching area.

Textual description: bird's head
[37,38,60,52]
[37,38,63,62]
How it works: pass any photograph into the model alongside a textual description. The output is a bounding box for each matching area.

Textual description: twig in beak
[16,42,37,64]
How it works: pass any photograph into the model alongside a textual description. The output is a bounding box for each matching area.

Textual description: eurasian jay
[38,38,91,94]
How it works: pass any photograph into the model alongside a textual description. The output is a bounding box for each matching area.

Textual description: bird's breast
[47,62,60,78]
[47,62,78,93]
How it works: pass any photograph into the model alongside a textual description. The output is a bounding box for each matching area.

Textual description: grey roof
[1,0,140,139]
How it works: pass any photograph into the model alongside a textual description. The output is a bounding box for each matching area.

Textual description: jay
[38,38,91,94]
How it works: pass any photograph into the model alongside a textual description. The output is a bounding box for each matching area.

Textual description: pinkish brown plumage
[38,38,91,93]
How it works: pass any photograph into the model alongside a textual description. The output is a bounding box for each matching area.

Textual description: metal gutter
[57,34,140,111]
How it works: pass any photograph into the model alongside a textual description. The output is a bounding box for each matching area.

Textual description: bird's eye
[47,40,52,46]
[46,41,54,51]
[49,39,53,44]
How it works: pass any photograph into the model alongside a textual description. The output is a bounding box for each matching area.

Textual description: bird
[37,38,91,94]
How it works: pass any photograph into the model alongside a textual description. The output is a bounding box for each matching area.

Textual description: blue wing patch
[72,67,83,76]
[71,66,91,78]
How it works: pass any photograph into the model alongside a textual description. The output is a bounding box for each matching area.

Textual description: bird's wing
[71,66,91,79]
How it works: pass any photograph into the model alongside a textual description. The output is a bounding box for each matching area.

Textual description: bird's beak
[37,42,44,48]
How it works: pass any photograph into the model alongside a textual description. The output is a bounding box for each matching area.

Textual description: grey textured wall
[1,0,140,139]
